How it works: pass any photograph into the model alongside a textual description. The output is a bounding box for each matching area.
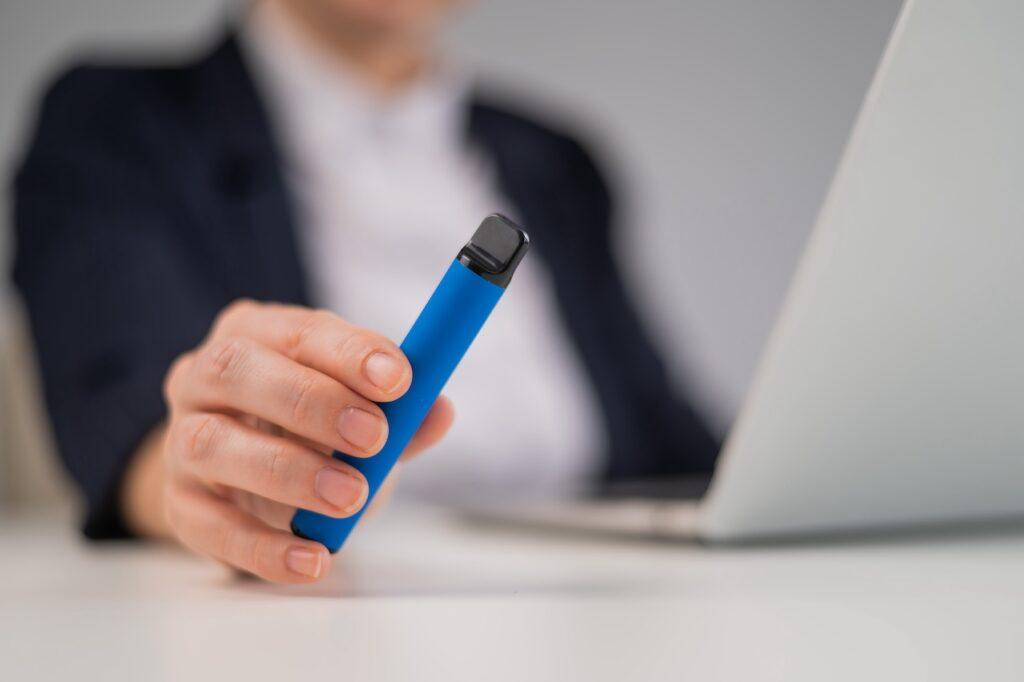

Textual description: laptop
[460,0,1024,542]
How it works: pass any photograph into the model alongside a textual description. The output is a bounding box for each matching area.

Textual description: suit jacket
[11,33,719,539]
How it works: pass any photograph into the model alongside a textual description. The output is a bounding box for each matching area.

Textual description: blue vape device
[291,214,530,552]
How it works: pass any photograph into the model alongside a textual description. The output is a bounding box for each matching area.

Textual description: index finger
[211,300,411,403]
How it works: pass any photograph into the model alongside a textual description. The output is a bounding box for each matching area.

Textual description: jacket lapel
[191,33,310,306]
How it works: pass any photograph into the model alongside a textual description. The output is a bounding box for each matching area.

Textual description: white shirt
[241,2,604,500]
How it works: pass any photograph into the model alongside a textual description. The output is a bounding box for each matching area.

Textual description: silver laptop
[462,0,1024,542]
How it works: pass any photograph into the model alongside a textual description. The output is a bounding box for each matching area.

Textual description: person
[11,0,719,583]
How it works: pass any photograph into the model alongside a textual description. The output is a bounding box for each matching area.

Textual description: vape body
[291,215,529,552]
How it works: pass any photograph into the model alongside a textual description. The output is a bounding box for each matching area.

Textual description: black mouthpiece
[457,214,530,288]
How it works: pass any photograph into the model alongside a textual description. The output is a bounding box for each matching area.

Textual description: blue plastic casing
[291,259,505,552]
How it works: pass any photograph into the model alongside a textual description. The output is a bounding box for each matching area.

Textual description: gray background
[0,0,901,434]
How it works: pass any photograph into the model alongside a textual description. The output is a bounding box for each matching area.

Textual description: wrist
[120,424,172,540]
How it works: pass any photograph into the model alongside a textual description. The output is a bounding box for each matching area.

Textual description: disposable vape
[291,214,530,552]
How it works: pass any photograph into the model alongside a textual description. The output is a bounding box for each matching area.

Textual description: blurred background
[0,0,900,509]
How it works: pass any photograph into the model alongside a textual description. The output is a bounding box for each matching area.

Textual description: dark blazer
[11,33,719,539]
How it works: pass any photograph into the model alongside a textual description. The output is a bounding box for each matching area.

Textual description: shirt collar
[239,0,469,153]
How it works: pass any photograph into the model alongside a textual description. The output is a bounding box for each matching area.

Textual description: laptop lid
[699,0,1024,540]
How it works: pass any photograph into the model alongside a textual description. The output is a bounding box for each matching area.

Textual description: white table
[2,507,1023,681]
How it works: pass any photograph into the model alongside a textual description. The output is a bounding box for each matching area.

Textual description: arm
[556,136,721,478]
[13,67,209,539]
[12,68,453,581]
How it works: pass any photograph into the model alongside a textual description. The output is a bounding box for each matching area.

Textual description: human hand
[146,300,453,582]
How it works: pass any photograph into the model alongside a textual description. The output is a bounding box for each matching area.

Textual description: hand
[125,300,454,583]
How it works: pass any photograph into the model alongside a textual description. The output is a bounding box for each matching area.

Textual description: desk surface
[2,507,1023,681]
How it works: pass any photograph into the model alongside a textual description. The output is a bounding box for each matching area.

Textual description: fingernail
[315,468,368,513]
[337,406,386,452]
[286,546,323,578]
[364,352,406,392]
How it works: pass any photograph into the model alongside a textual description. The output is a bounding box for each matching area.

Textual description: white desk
[2,507,1023,681]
